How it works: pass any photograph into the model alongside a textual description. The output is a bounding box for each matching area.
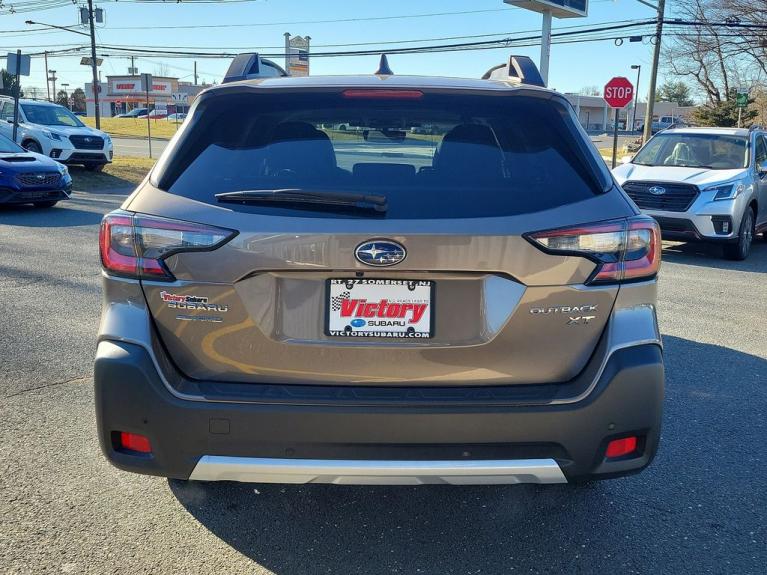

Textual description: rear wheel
[85,163,106,172]
[33,200,58,208]
[23,140,43,154]
[723,208,754,261]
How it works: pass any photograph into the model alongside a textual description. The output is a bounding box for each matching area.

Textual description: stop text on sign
[603,76,635,109]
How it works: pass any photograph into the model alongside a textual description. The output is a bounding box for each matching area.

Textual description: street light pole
[631,64,641,132]
[642,0,665,143]
[49,70,57,100]
[25,18,100,125]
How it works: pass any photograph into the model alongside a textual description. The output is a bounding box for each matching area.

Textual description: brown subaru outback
[95,54,663,485]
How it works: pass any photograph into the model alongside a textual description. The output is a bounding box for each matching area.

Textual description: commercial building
[563,94,697,132]
[85,75,207,117]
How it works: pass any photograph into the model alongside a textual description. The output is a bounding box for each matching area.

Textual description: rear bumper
[95,339,664,484]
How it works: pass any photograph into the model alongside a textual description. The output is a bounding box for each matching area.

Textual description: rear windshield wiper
[215,189,388,213]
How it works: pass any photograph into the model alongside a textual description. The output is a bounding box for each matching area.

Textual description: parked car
[638,116,686,134]
[165,113,187,123]
[614,126,767,260]
[147,109,168,119]
[96,53,663,487]
[0,133,72,208]
[115,108,148,118]
[0,97,113,172]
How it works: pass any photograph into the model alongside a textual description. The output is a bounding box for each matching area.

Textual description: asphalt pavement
[1,191,766,574]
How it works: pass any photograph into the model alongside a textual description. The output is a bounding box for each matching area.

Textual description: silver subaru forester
[613,126,767,260]
[95,54,663,486]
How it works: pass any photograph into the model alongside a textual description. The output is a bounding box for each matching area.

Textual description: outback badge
[354,240,406,267]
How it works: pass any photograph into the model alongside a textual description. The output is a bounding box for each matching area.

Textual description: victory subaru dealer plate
[327,278,433,338]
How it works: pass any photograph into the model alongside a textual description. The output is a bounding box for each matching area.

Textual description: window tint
[156,92,604,219]
[634,132,748,170]
[21,104,83,127]
[755,135,767,167]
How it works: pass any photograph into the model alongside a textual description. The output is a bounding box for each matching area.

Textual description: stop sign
[603,77,634,108]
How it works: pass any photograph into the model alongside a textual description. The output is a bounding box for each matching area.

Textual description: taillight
[99,210,236,281]
[527,216,661,284]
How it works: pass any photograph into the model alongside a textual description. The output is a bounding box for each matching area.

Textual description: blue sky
[1,0,664,99]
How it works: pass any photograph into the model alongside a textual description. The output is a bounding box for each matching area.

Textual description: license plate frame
[325,278,434,339]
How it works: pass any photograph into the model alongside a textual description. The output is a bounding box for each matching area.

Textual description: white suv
[613,127,767,260]
[0,97,113,171]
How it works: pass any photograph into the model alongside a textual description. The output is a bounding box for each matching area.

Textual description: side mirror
[758,162,767,176]
[5,117,14,124]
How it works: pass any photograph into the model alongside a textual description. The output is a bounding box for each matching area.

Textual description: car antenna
[375,54,393,76]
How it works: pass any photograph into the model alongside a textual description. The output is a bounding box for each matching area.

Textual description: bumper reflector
[118,431,152,454]
[606,436,638,459]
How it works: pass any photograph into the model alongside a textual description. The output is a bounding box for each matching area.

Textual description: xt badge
[566,315,596,325]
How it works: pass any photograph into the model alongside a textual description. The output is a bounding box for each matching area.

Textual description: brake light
[527,216,661,284]
[99,210,236,281]
[342,89,424,99]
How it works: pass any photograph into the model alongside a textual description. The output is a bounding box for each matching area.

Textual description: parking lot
[1,189,766,574]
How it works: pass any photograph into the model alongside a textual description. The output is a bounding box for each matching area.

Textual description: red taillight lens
[99,210,236,281]
[605,436,638,459]
[342,89,424,99]
[118,431,152,454]
[527,216,661,284]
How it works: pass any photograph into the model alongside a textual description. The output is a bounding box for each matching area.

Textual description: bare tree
[664,0,767,104]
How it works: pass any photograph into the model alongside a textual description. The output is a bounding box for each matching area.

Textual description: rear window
[155,91,606,219]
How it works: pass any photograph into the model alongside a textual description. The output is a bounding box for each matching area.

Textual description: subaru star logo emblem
[85,137,92,142]
[36,174,45,180]
[354,240,406,267]
[648,185,666,195]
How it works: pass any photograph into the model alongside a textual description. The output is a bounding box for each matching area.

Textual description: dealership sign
[110,79,172,95]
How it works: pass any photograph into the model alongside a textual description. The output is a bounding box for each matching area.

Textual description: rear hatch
[125,84,638,386]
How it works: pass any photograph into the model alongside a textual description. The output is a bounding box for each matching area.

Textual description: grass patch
[70,157,155,192]
[82,117,180,140]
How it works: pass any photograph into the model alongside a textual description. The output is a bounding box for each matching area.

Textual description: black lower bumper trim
[95,341,664,483]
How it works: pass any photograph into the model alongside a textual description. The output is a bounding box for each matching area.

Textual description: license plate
[326,279,433,339]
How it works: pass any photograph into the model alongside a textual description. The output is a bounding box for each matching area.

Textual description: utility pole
[61,83,70,108]
[130,56,135,75]
[642,0,665,144]
[539,10,552,86]
[194,61,198,85]
[44,51,50,101]
[631,64,641,132]
[87,0,101,129]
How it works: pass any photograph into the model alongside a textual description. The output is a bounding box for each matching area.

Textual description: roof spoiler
[481,55,545,87]
[223,53,288,83]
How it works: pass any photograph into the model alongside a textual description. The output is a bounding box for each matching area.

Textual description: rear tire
[85,163,106,172]
[723,208,754,261]
[23,140,43,154]
[33,200,58,208]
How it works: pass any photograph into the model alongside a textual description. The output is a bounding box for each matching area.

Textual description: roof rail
[223,53,288,83]
[481,55,545,88]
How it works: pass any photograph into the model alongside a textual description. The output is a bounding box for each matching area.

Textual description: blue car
[0,133,72,208]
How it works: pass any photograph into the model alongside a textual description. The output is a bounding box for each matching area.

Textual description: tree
[55,90,69,108]
[1,69,23,98]
[71,88,86,113]
[691,89,758,127]
[655,81,694,106]
[579,85,601,96]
